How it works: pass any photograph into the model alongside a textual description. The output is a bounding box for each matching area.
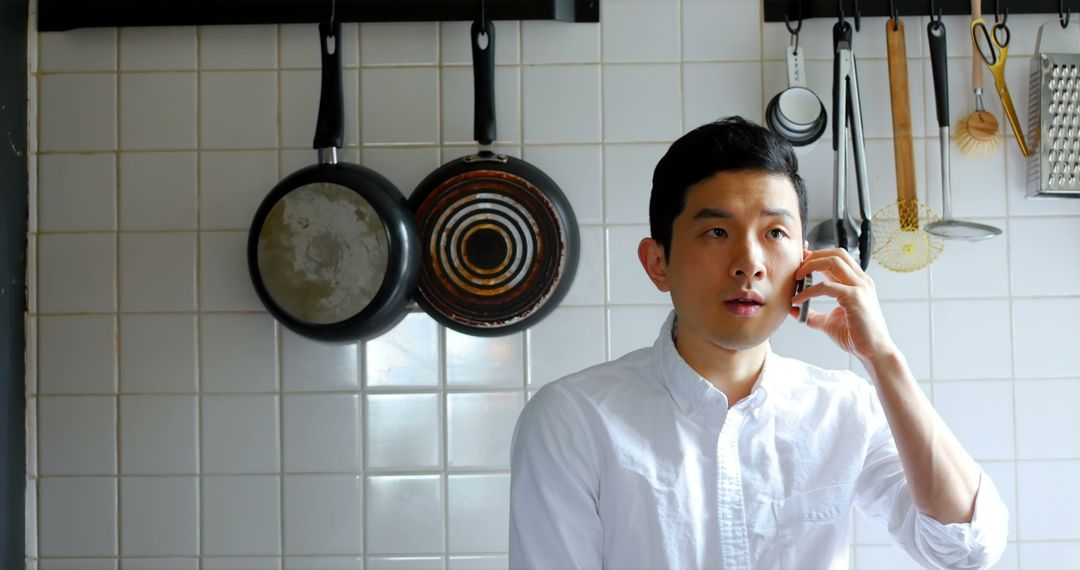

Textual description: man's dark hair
[649,116,809,260]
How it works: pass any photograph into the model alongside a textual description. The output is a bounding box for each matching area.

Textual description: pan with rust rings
[409,18,579,336]
[248,18,419,342]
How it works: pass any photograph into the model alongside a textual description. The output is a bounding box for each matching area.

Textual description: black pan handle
[472,18,497,146]
[928,20,949,129]
[314,18,344,150]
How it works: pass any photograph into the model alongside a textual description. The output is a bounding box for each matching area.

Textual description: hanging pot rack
[765,0,1074,25]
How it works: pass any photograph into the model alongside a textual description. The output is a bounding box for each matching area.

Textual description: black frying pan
[248,18,419,342]
[408,18,579,336]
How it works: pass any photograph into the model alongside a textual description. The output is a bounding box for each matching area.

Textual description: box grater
[1028,24,1080,197]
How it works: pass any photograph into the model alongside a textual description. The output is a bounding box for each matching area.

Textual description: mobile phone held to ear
[794,273,812,324]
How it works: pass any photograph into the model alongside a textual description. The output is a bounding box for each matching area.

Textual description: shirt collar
[652,310,783,430]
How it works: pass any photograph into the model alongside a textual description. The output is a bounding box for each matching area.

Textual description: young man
[508,117,1007,569]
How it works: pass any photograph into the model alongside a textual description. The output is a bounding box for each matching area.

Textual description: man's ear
[638,237,670,293]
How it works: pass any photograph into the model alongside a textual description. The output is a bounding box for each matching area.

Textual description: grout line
[274,22,286,567]
[195,22,205,570]
[112,25,124,562]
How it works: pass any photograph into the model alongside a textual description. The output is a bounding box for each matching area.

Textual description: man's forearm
[861,349,982,524]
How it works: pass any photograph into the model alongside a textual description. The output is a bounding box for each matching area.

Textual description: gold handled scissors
[971,17,1032,156]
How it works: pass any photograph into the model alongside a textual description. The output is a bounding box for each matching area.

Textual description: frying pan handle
[472,19,497,146]
[314,18,344,151]
[859,218,872,270]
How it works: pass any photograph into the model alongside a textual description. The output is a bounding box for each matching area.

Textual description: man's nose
[730,239,766,279]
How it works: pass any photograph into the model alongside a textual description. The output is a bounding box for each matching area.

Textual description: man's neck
[673,322,768,407]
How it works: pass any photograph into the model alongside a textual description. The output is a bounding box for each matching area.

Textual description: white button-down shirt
[509,312,1008,570]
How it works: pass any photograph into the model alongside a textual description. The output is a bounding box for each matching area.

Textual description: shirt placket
[716,408,751,570]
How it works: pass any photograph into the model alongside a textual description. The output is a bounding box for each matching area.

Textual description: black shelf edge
[39,0,600,31]
[766,0,1072,22]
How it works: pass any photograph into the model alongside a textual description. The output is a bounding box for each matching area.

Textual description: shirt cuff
[913,470,1009,569]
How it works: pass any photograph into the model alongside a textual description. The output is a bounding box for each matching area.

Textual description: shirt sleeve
[852,380,1009,570]
[509,383,604,570]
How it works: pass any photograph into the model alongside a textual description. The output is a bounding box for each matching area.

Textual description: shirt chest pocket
[773,484,854,570]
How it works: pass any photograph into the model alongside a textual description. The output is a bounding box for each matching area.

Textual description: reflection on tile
[446,331,523,388]
[365,475,444,554]
[365,393,440,470]
[366,313,439,388]
[447,392,523,469]
[527,306,606,388]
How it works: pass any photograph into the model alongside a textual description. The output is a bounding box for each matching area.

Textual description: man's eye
[769,228,788,239]
[708,228,727,238]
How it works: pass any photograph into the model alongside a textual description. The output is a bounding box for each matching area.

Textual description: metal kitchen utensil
[1025,21,1080,197]
[766,17,827,152]
[872,15,945,272]
[921,13,1001,242]
[808,16,871,270]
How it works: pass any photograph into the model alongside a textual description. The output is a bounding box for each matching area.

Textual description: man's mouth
[724,293,764,316]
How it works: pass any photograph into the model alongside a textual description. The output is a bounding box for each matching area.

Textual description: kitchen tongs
[832,19,873,270]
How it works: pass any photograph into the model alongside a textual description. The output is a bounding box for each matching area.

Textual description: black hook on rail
[928,0,942,23]
[889,0,899,30]
[1061,0,1071,28]
[785,0,803,54]
[994,0,1009,25]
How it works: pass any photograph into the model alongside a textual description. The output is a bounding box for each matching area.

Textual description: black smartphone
[793,273,812,324]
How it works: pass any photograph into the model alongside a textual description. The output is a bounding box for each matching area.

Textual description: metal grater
[1028,24,1080,197]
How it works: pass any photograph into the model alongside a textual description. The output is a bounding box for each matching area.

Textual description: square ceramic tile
[360,68,438,144]
[283,394,362,472]
[682,0,760,62]
[40,560,117,570]
[557,225,605,307]
[1012,298,1080,378]
[365,475,443,554]
[199,150,279,230]
[39,396,116,475]
[199,313,277,392]
[284,557,363,570]
[119,151,197,230]
[39,74,117,151]
[281,329,359,391]
[199,231,263,311]
[521,21,599,64]
[119,315,197,393]
[601,0,677,63]
[119,395,197,475]
[607,305,673,361]
[359,147,441,198]
[440,21,518,65]
[202,475,281,555]
[924,138,1007,219]
[281,23,359,69]
[364,393,440,470]
[39,28,116,71]
[877,300,932,380]
[447,474,510,553]
[38,152,116,232]
[120,476,198,556]
[201,395,280,474]
[120,27,197,70]
[931,300,1012,380]
[365,312,439,388]
[199,25,278,70]
[770,300,851,371]
[38,477,117,557]
[120,73,197,150]
[603,143,667,224]
[447,556,507,570]
[521,145,602,224]
[201,559,278,570]
[366,557,442,570]
[522,66,601,143]
[200,71,278,149]
[929,225,1009,298]
[865,257,930,301]
[933,381,1015,461]
[1017,460,1080,540]
[283,475,364,555]
[1010,217,1080,296]
[527,306,605,388]
[606,225,669,304]
[440,66,520,144]
[119,233,196,312]
[683,62,763,128]
[1016,379,1080,459]
[280,69,360,148]
[446,331,524,388]
[1021,541,1080,569]
[360,22,437,65]
[603,65,681,142]
[39,315,117,395]
[38,233,116,313]
[447,392,523,469]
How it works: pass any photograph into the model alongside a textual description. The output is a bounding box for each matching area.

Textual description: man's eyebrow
[691,207,796,221]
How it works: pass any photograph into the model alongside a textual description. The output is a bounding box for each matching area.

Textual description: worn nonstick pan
[409,18,579,336]
[248,18,419,342]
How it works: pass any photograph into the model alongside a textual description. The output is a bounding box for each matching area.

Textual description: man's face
[639,169,806,351]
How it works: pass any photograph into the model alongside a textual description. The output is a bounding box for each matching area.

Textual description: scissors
[971,17,1032,156]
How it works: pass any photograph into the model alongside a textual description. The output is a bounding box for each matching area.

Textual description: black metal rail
[766,0,1077,24]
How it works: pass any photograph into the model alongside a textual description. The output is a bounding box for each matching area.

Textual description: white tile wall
[26,0,1080,567]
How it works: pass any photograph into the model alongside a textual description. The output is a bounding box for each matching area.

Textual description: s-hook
[1061,0,1071,28]
[834,0,859,32]
[994,0,1008,25]
[928,0,942,24]
[785,0,803,54]
[889,0,899,30]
